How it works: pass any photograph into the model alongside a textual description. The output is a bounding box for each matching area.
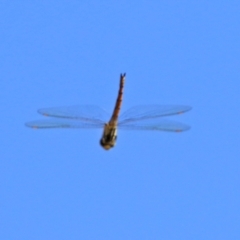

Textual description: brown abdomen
[109,73,125,124]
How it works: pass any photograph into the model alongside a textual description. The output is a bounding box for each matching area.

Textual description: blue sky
[1,1,240,239]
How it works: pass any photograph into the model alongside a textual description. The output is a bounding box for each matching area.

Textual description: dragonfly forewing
[118,119,190,132]
[25,118,105,129]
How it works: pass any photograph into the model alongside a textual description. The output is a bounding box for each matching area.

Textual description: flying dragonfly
[26,73,191,150]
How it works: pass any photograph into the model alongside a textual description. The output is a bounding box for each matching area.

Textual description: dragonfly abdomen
[110,73,125,124]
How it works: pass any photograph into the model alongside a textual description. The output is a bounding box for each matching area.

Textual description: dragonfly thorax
[100,123,118,150]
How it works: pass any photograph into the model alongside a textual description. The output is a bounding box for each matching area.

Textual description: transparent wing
[25,118,105,129]
[119,105,191,124]
[38,105,109,124]
[118,119,190,132]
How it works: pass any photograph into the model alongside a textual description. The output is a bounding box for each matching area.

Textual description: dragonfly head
[100,124,117,150]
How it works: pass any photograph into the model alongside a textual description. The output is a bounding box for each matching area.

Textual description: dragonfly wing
[38,105,109,123]
[118,119,191,132]
[25,118,105,129]
[119,105,191,124]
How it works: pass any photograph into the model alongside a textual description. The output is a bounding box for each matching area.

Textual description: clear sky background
[1,1,240,239]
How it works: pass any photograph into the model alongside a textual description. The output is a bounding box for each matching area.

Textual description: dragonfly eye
[100,127,117,150]
[100,138,116,150]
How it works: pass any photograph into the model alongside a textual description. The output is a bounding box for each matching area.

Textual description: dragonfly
[26,73,191,150]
